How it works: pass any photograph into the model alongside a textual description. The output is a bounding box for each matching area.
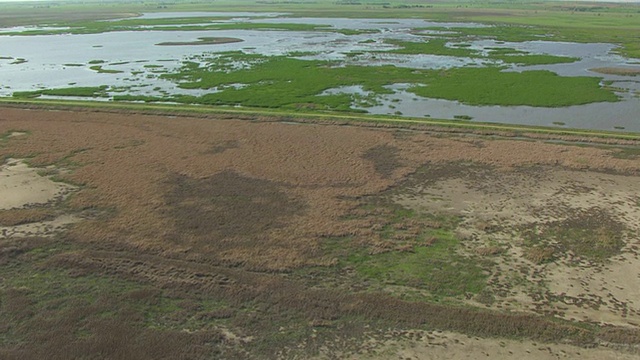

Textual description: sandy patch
[393,166,640,327]
[344,331,639,360]
[0,158,75,210]
[0,214,79,239]
[0,158,79,238]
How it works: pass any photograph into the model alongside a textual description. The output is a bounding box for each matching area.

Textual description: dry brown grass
[1,106,640,358]
[476,246,505,256]
[590,67,640,76]
[0,208,57,226]
[525,246,556,264]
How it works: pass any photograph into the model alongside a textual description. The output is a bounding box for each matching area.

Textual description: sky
[0,0,638,2]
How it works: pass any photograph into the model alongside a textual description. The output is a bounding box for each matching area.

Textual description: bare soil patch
[343,330,640,360]
[0,158,75,210]
[0,158,79,239]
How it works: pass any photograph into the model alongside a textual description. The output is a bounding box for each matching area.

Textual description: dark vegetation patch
[598,326,640,345]
[362,145,401,178]
[390,161,497,193]
[0,270,228,360]
[21,237,599,356]
[164,171,305,239]
[521,208,626,262]
[10,58,27,65]
[611,146,640,160]
[89,65,124,74]
[205,140,240,154]
[156,37,244,46]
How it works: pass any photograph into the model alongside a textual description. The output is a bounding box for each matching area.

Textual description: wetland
[2,2,640,359]
[1,11,639,130]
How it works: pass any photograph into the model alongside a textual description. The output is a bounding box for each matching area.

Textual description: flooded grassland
[1,12,639,130]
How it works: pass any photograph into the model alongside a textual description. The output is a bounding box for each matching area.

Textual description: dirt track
[1,106,639,359]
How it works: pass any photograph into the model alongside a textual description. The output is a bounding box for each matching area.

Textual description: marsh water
[0,12,639,131]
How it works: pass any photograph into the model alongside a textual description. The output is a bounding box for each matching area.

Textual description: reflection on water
[0,13,639,131]
[355,84,640,131]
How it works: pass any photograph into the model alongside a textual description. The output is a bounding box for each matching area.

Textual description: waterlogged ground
[1,11,639,130]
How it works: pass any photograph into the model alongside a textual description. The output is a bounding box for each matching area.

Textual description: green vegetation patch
[148,52,425,110]
[408,67,619,107]
[611,146,640,159]
[2,18,332,36]
[0,238,230,357]
[89,65,124,74]
[384,38,480,57]
[138,52,618,110]
[335,28,380,36]
[348,227,488,298]
[12,86,110,99]
[321,196,491,301]
[447,25,553,43]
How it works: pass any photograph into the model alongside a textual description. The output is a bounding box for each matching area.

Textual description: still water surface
[0,12,638,131]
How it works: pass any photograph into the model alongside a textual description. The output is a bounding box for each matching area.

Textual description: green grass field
[18,52,619,109]
[2,0,634,115]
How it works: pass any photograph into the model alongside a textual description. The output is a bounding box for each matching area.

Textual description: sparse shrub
[525,246,556,264]
[475,246,504,256]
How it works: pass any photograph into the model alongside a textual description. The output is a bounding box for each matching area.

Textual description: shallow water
[0,12,638,131]
[135,12,288,19]
[352,84,640,131]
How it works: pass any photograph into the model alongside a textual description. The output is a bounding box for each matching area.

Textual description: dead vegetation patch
[362,145,402,178]
[165,171,305,239]
[0,208,57,226]
[590,67,640,76]
[522,208,627,262]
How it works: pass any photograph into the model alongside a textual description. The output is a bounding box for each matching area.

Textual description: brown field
[590,67,640,76]
[1,106,640,359]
